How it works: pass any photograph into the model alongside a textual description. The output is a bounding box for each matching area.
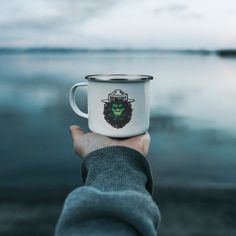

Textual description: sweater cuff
[81,146,153,195]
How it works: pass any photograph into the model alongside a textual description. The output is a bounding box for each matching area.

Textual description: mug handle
[69,82,88,119]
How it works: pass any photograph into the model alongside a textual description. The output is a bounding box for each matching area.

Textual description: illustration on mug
[101,89,135,129]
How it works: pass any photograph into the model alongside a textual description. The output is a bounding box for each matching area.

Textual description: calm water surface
[0,52,236,188]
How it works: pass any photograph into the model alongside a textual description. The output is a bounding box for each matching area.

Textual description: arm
[55,126,160,236]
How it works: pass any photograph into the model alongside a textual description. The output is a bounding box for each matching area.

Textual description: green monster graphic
[112,103,125,117]
[101,89,135,129]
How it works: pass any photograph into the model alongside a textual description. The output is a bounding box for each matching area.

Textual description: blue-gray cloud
[0,0,122,44]
[0,0,116,29]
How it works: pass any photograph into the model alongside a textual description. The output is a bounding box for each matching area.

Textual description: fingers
[143,132,151,143]
[69,125,85,143]
[136,132,150,144]
[142,132,151,156]
[121,132,151,157]
[135,132,151,156]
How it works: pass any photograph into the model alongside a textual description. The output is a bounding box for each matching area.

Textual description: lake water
[0,52,236,189]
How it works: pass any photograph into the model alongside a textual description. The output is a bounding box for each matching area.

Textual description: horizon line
[0,47,235,57]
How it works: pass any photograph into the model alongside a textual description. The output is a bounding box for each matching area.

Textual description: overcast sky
[0,0,236,49]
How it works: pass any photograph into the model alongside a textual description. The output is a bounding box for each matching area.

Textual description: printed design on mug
[101,89,135,129]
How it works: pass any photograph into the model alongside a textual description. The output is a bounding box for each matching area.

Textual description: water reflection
[0,52,236,188]
[0,83,59,112]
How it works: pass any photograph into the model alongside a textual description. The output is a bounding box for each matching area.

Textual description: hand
[69,125,150,158]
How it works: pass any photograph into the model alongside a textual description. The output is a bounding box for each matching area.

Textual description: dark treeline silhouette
[0,47,235,57]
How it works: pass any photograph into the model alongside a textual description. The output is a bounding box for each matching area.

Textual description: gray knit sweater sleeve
[55,146,160,236]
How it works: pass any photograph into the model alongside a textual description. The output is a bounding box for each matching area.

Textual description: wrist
[81,146,153,194]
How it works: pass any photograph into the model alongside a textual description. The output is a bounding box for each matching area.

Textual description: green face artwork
[112,103,125,117]
[101,89,135,129]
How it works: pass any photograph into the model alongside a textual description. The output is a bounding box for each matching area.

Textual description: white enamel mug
[69,74,153,138]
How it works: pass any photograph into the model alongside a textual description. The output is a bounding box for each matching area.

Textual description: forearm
[55,146,160,236]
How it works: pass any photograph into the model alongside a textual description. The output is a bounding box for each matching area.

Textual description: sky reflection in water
[0,52,236,188]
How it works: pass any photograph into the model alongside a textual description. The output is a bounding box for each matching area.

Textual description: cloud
[179,12,203,19]
[0,0,235,48]
[0,0,122,45]
[154,4,188,15]
[0,0,118,30]
[48,0,119,22]
[153,3,202,20]
[0,18,62,31]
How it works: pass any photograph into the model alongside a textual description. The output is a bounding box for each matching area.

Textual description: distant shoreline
[0,47,236,57]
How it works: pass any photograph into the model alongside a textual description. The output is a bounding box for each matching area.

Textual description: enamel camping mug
[69,74,153,138]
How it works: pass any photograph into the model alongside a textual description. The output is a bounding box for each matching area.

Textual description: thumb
[69,125,85,144]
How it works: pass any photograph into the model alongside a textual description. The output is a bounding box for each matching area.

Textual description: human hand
[69,125,150,158]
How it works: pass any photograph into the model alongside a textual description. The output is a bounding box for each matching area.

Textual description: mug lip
[85,74,153,82]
